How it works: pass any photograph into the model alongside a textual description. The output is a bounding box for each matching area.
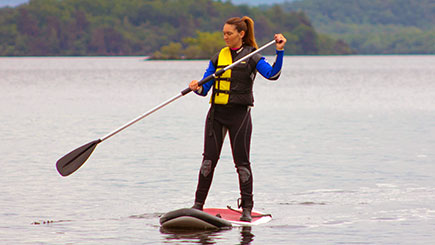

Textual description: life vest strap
[214,89,250,95]
[213,89,230,94]
[215,77,231,82]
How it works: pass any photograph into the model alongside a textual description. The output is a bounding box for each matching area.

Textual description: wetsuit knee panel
[200,159,213,177]
[236,165,251,183]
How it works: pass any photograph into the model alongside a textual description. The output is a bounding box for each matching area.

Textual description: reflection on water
[160,227,230,244]
[240,226,255,245]
[160,226,254,245]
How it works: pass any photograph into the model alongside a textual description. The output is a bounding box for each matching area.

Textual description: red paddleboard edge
[204,207,272,226]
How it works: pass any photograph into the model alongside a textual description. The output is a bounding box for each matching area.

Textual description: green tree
[152,42,183,59]
[183,31,226,59]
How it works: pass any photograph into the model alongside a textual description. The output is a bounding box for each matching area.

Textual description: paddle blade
[56,139,101,176]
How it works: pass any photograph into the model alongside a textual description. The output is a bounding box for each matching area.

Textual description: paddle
[56,39,278,177]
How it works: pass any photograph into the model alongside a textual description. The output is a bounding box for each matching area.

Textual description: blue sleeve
[256,50,284,80]
[195,60,215,96]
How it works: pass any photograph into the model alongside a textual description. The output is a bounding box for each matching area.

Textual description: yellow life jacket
[212,47,232,105]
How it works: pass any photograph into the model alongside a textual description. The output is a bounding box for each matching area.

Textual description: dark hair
[225,16,258,49]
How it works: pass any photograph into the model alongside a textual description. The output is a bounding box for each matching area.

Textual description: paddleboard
[160,206,272,230]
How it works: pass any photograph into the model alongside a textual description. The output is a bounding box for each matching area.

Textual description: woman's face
[223,24,245,49]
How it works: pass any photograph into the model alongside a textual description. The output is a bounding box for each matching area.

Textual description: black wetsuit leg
[194,105,253,208]
[194,106,226,204]
[226,106,253,208]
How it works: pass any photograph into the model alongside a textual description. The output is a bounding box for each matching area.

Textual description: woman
[189,16,286,222]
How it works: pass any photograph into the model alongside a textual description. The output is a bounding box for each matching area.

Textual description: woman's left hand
[274,33,287,50]
[189,80,200,91]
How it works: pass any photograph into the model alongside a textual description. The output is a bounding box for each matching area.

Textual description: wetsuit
[194,46,284,209]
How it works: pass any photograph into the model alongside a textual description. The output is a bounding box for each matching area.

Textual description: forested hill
[283,0,435,54]
[0,0,353,57]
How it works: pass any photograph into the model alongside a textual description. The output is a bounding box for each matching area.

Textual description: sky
[0,0,27,7]
[1,0,294,8]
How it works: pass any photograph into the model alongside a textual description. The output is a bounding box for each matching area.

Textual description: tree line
[282,0,434,54]
[0,0,354,57]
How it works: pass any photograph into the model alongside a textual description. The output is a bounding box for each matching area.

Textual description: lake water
[1,55,434,244]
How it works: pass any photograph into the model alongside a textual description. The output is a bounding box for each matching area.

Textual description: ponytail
[225,16,258,49]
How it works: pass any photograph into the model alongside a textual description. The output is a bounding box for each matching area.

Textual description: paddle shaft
[56,39,278,176]
[100,93,183,142]
[101,39,277,142]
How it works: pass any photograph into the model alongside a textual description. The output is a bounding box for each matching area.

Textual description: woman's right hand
[189,80,200,91]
